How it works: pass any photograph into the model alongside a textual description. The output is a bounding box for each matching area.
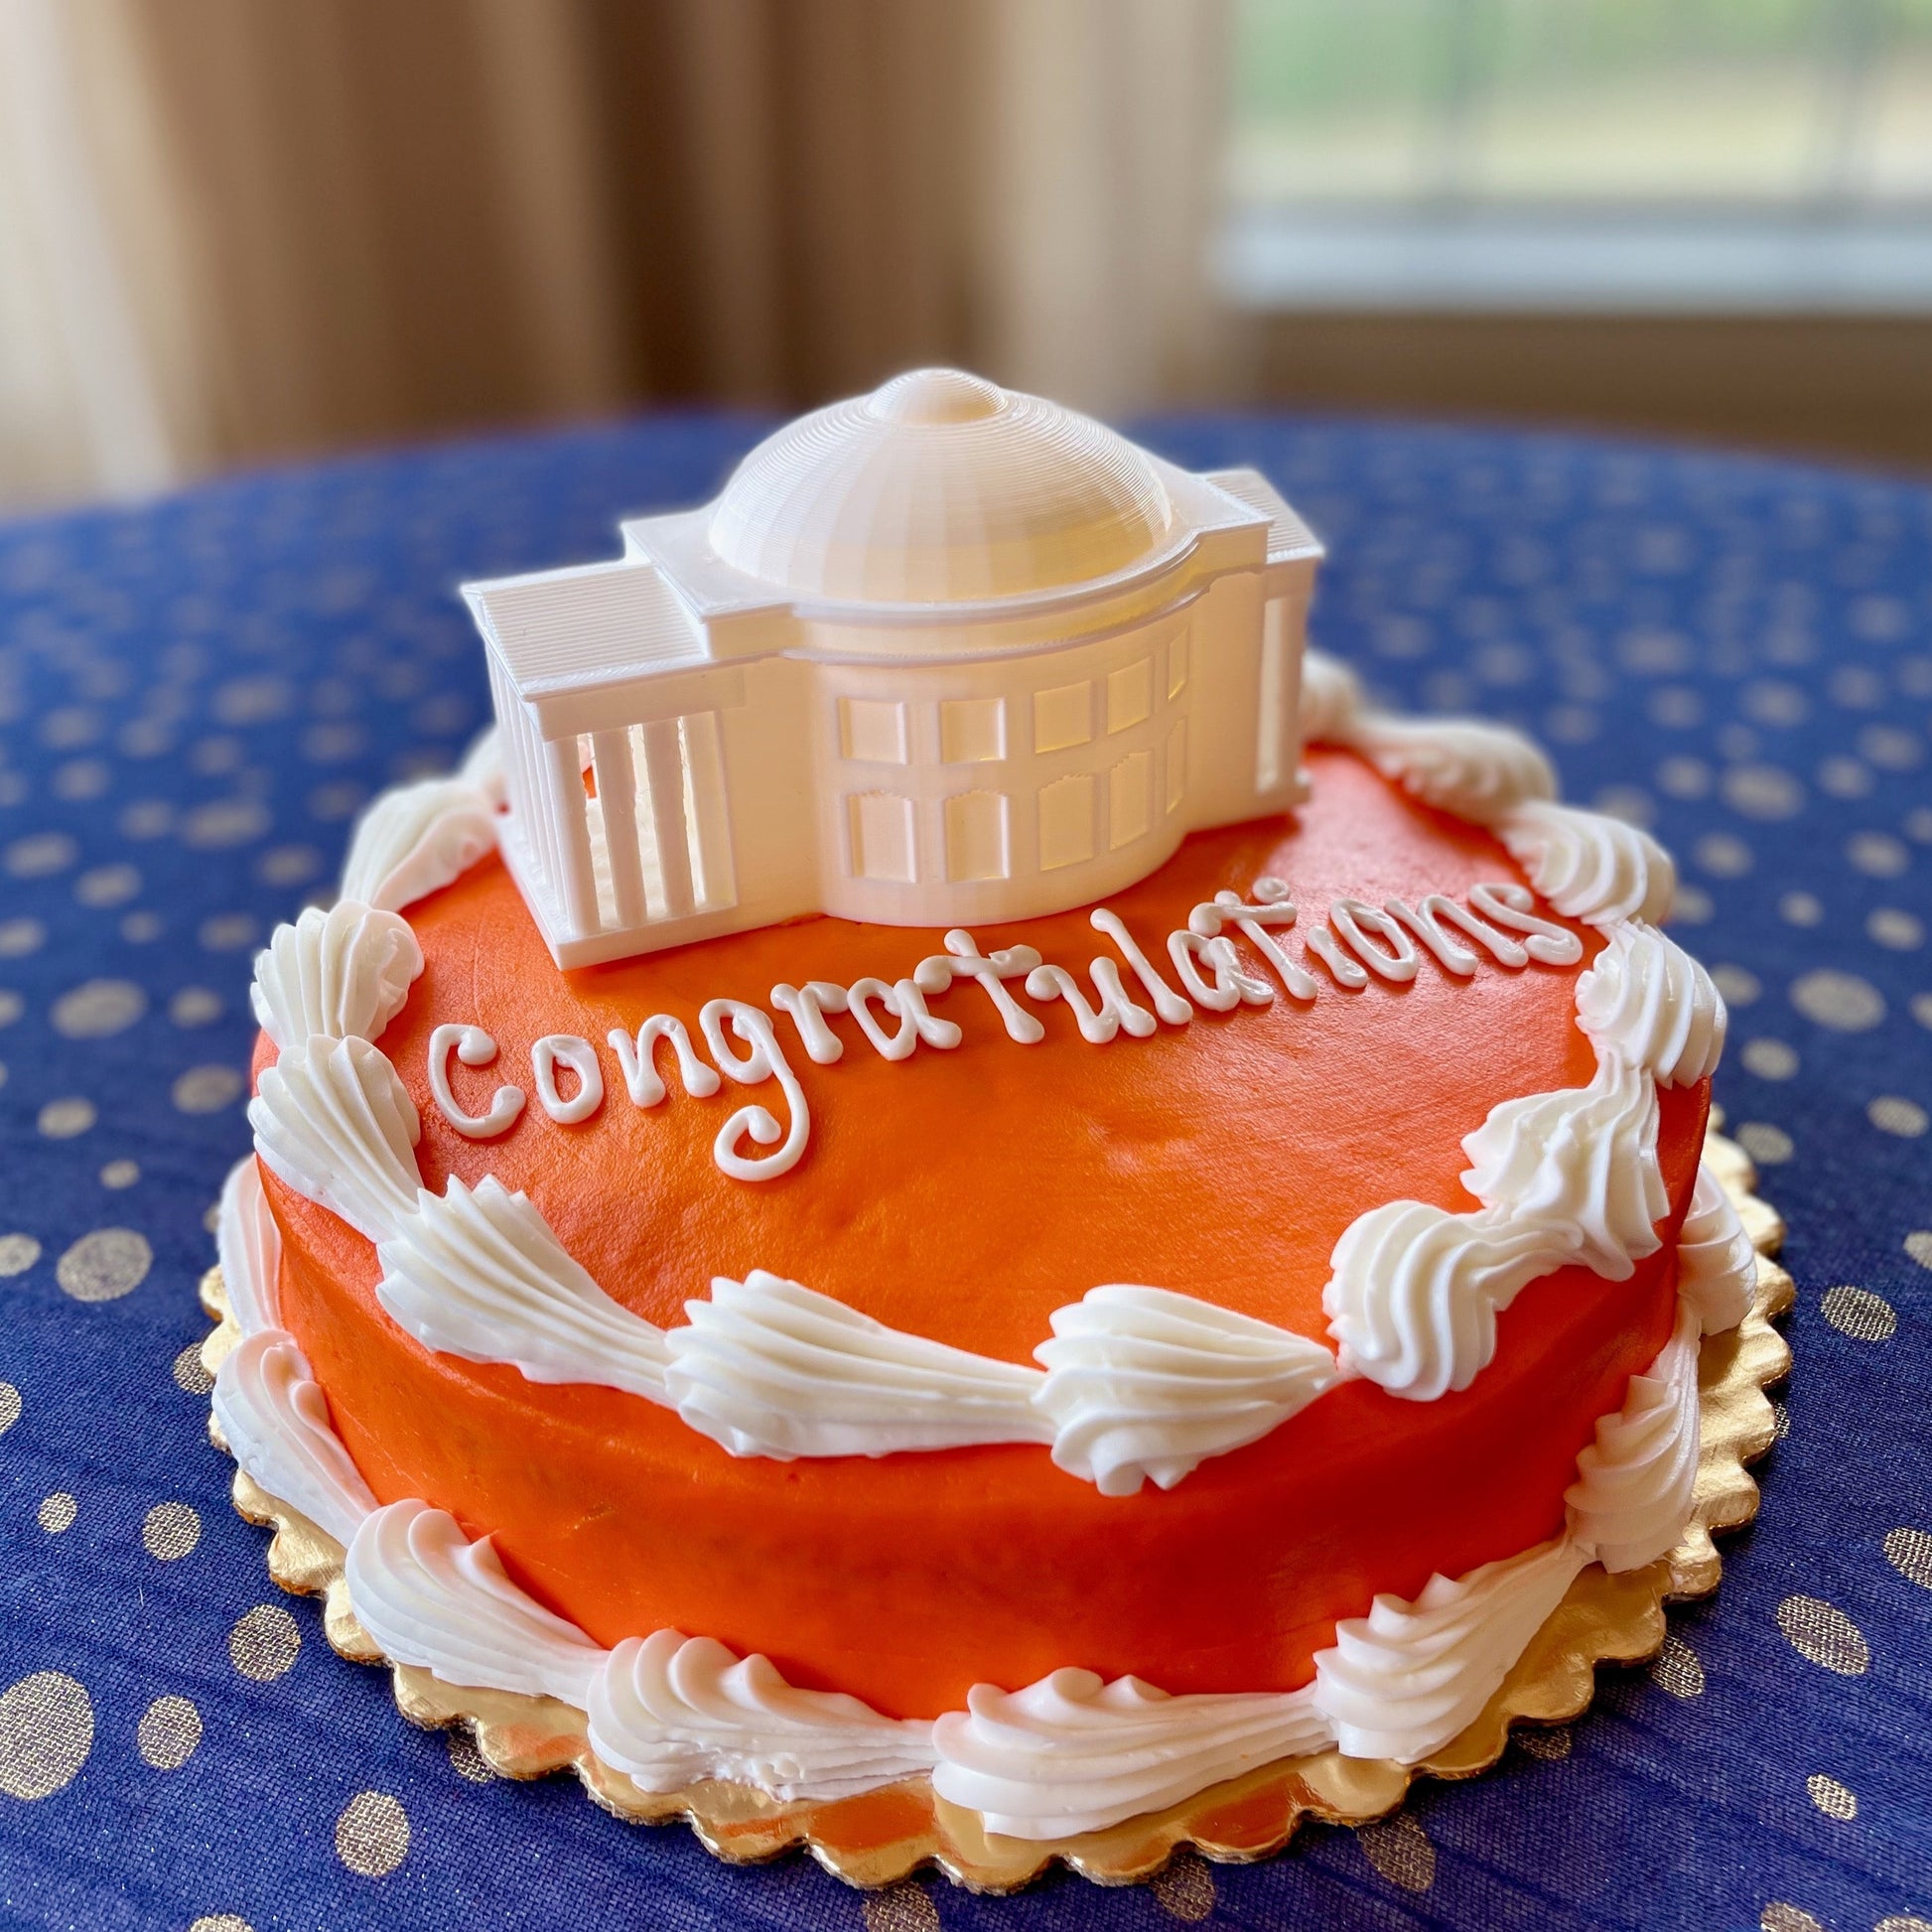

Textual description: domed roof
[706,369,1175,606]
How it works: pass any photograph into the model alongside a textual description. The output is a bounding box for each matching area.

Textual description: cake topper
[463,369,1322,968]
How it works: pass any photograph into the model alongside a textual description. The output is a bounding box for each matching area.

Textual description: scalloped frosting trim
[207,1209,1729,1835]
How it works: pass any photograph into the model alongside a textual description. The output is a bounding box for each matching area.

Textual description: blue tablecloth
[1,414,1928,1932]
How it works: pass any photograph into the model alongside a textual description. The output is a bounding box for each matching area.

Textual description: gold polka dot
[1790,968,1886,1032]
[136,1695,202,1769]
[1883,1527,1932,1589]
[50,979,146,1039]
[1804,1772,1856,1820]
[446,1726,494,1784]
[1867,907,1925,950]
[860,1881,940,1932]
[1822,1285,1897,1342]
[99,1160,139,1189]
[0,1670,93,1798]
[1875,1918,1932,1932]
[172,1343,213,1396]
[0,1234,38,1277]
[1711,964,1762,1005]
[1736,1122,1794,1165]
[1777,1594,1871,1675]
[38,1493,75,1533]
[37,1098,96,1140]
[56,1228,152,1303]
[1906,1231,1932,1272]
[0,1381,19,1435]
[142,1502,201,1561]
[172,1065,244,1114]
[1868,1096,1929,1138]
[168,988,222,1028]
[188,1917,253,1932]
[1516,1725,1573,1760]
[229,1604,301,1681]
[0,991,20,1027]
[1761,1906,1825,1932]
[1693,832,1753,878]
[1650,1632,1706,1698]
[1149,1845,1216,1921]
[1741,1038,1799,1080]
[1357,1812,1435,1891]
[0,919,46,959]
[335,1789,410,1877]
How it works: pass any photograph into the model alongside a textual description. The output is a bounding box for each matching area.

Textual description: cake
[204,372,1776,1875]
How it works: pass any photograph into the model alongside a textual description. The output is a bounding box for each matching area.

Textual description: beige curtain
[0,0,1232,512]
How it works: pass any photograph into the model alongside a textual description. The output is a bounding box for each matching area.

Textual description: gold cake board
[198,1127,1791,1894]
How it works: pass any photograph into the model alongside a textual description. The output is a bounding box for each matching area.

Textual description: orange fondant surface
[261,751,1706,1718]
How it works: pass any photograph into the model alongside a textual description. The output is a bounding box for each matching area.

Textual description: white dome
[706,369,1174,605]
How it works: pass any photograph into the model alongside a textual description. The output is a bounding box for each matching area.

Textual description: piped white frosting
[1311,1537,1587,1763]
[1349,716,1557,825]
[1675,1163,1758,1335]
[215,1154,283,1336]
[340,776,498,914]
[376,1175,671,1404]
[1565,1301,1701,1572]
[1323,1203,1567,1401]
[249,1035,423,1244]
[588,1630,937,1802]
[1297,648,1364,745]
[1496,800,1675,928]
[931,1670,1331,1840]
[346,1500,603,1708]
[664,1272,1049,1458]
[1459,1055,1666,1281]
[250,901,423,1050]
[1035,1286,1340,1494]
[1575,922,1725,1088]
[211,1328,377,1547]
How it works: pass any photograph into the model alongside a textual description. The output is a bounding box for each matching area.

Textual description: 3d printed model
[464,368,1322,967]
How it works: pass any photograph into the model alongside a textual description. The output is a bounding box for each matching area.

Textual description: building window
[1168,630,1190,698]
[940,696,1006,763]
[841,696,908,764]
[848,790,916,883]
[1166,717,1188,812]
[1109,752,1152,849]
[1037,772,1095,870]
[945,789,1010,881]
[1107,658,1154,733]
[1034,681,1092,754]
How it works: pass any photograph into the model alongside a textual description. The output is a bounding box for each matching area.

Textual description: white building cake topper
[463,369,1322,968]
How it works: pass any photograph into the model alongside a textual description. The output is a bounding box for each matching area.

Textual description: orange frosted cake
[207,374,1757,1848]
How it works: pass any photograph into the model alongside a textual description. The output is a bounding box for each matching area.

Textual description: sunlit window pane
[1230,0,1932,208]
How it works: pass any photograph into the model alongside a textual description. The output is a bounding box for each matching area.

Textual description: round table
[0,414,1926,1931]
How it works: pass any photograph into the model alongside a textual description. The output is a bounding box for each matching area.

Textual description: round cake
[206,376,1765,1863]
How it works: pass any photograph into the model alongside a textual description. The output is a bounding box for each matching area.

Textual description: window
[1166,717,1188,812]
[841,697,908,763]
[1222,0,1932,313]
[1037,772,1095,869]
[1035,681,1093,754]
[1109,753,1152,849]
[1107,658,1153,733]
[945,789,1010,881]
[848,791,916,883]
[1167,629,1190,699]
[941,696,1006,763]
